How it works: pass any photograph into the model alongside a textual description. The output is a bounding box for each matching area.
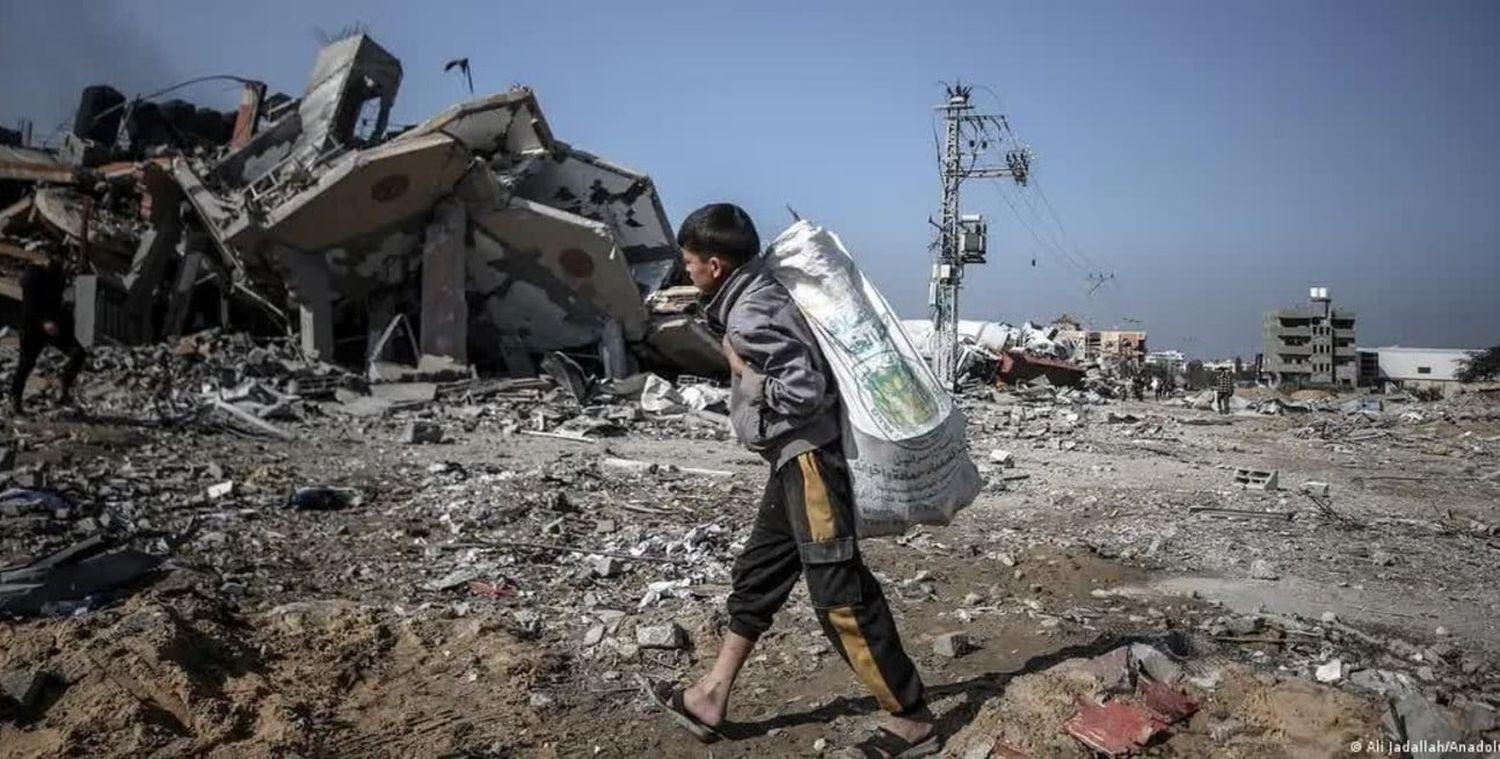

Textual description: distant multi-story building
[1050,315,1148,363]
[1262,287,1356,387]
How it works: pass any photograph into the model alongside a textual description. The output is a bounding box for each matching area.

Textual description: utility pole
[928,83,1031,390]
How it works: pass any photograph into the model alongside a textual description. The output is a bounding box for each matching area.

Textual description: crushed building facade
[0,34,723,380]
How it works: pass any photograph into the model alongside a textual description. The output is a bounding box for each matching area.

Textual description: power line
[988,181,1090,278]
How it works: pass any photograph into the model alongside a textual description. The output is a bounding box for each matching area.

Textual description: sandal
[639,676,723,743]
[844,726,941,758]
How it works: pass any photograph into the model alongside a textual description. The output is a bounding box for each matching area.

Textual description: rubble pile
[1,340,1498,754]
[2,32,726,387]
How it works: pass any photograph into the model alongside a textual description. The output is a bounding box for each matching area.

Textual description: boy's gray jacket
[705,254,840,469]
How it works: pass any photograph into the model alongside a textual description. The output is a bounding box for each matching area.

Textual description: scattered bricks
[1315,659,1346,683]
[1232,467,1279,491]
[933,632,974,659]
[1299,480,1330,497]
[1249,560,1280,580]
[988,449,1015,468]
[401,420,443,444]
[636,623,687,650]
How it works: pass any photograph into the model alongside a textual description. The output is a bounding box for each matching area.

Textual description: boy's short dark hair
[676,203,760,266]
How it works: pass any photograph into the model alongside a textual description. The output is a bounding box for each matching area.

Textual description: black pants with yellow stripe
[726,444,926,716]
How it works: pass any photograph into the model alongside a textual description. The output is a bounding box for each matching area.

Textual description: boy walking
[643,204,936,757]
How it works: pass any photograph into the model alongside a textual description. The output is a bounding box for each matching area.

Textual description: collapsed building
[0,34,724,380]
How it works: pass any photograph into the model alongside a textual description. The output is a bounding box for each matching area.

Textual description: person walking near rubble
[10,249,87,415]
[643,203,936,758]
[1214,368,1234,414]
[1150,375,1162,401]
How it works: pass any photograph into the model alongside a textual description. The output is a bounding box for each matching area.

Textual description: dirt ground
[3,381,1499,757]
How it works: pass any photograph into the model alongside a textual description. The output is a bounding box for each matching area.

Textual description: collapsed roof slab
[517,142,678,296]
[470,197,648,346]
[405,88,555,170]
[251,132,471,253]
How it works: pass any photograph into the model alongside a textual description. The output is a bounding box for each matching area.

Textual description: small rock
[1459,699,1499,732]
[1315,659,1345,683]
[1371,550,1396,567]
[1224,616,1261,636]
[933,632,974,659]
[1392,694,1466,754]
[1320,611,1338,624]
[422,568,480,592]
[1249,560,1279,580]
[636,623,688,650]
[996,553,1016,568]
[549,491,578,513]
[583,625,606,646]
[0,668,49,710]
[205,462,224,480]
[1434,625,1450,637]
[529,691,555,710]
[962,739,997,759]
[1131,643,1183,683]
[962,592,984,606]
[1208,718,1244,744]
[1299,480,1330,497]
[988,449,1015,468]
[592,557,620,578]
[813,737,828,752]
[402,420,443,444]
[206,481,234,500]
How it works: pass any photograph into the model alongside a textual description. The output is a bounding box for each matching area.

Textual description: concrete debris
[0,667,51,712]
[635,623,687,650]
[1233,467,1279,490]
[1315,658,1346,683]
[1,33,710,382]
[1299,480,1330,497]
[933,632,975,659]
[1249,559,1281,580]
[1391,693,1469,759]
[401,420,444,444]
[1129,643,1184,683]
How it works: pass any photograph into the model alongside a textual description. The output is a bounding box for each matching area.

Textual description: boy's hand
[721,336,749,376]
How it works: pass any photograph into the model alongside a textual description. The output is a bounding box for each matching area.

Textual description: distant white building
[1145,350,1185,372]
[1356,346,1479,397]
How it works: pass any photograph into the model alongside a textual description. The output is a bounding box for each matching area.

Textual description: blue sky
[3,0,1496,358]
